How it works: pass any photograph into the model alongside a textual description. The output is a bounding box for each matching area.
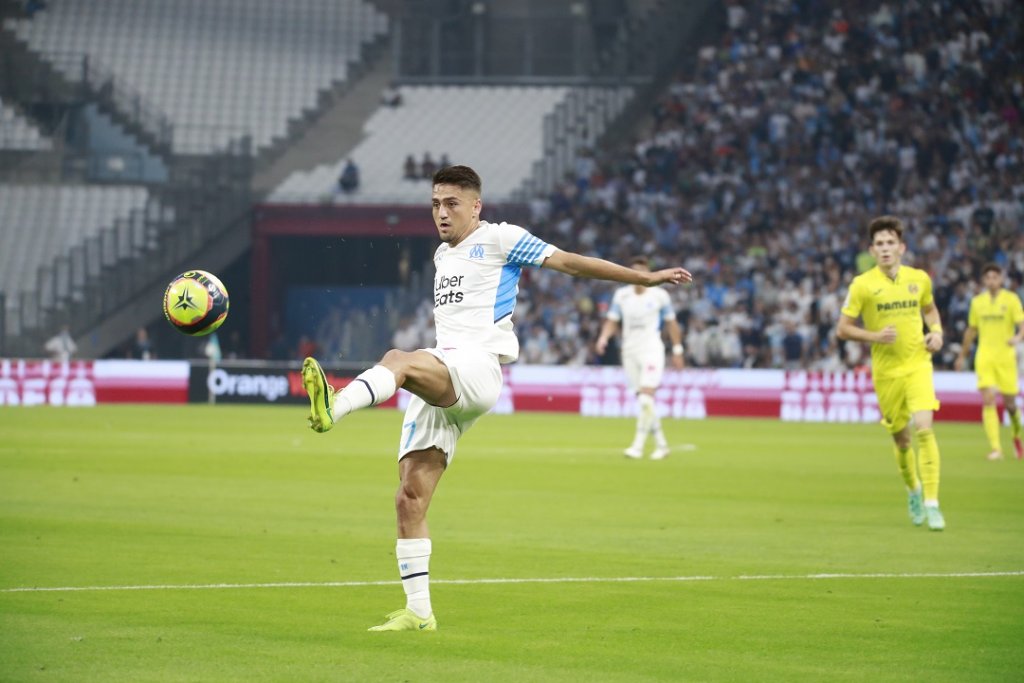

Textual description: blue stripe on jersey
[493,263,521,322]
[608,302,622,320]
[507,234,549,266]
[505,235,532,263]
[507,239,538,265]
[519,240,547,265]
[506,234,535,261]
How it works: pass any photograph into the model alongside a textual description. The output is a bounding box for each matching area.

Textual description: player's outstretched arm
[542,250,692,286]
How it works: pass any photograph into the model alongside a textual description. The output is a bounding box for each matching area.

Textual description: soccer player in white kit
[595,256,684,460]
[301,165,692,631]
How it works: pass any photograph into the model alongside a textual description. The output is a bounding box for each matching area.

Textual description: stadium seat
[0,184,150,312]
[270,85,633,204]
[0,97,52,151]
[4,0,388,154]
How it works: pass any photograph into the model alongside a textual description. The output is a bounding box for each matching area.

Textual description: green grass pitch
[2,405,1023,682]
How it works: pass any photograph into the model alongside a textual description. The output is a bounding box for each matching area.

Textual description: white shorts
[398,347,503,464]
[623,349,665,392]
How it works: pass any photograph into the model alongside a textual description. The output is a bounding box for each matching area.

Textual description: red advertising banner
[484,366,1014,423]
[3,359,1017,423]
[0,359,189,406]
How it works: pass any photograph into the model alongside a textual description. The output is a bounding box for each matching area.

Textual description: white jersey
[432,220,556,364]
[607,285,675,357]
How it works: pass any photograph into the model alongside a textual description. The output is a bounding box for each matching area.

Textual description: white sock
[397,538,432,618]
[924,499,939,508]
[334,365,397,419]
[633,394,655,447]
[650,407,667,448]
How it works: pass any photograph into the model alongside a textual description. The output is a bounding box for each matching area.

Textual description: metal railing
[39,51,174,152]
[0,27,264,357]
[0,144,253,357]
[173,124,253,156]
[80,149,153,182]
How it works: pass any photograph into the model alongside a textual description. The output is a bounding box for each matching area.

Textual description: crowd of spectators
[396,0,1023,371]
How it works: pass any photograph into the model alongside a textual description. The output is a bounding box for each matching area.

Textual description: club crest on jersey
[907,284,919,294]
[469,244,485,260]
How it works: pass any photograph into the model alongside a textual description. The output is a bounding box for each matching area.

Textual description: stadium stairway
[64,31,395,357]
[0,150,253,359]
[0,24,174,159]
[0,24,247,357]
[0,95,61,181]
[252,50,394,196]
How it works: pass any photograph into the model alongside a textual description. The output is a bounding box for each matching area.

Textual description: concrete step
[252,50,394,196]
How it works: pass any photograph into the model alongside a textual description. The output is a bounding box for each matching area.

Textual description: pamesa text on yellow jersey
[841,265,934,379]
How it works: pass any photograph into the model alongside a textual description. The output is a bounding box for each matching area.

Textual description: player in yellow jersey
[954,263,1024,460]
[836,216,946,531]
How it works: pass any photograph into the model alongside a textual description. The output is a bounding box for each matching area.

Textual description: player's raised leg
[302,357,336,432]
[302,349,455,433]
[369,448,446,632]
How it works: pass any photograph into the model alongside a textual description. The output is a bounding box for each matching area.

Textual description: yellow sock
[916,428,941,502]
[1010,408,1022,438]
[892,444,920,491]
[982,405,1002,453]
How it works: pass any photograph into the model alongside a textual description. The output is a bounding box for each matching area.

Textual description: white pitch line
[2,571,1022,594]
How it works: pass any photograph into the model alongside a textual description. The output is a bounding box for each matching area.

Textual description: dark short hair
[867,215,905,243]
[629,255,651,268]
[433,165,481,193]
[981,262,1002,276]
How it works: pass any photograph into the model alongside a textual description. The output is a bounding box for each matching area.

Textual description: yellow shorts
[873,365,940,434]
[976,353,1020,395]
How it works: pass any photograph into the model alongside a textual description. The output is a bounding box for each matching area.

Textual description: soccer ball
[162,270,229,336]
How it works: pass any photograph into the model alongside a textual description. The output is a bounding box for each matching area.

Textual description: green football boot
[302,357,335,433]
[367,609,437,632]
[907,489,925,527]
[925,505,945,532]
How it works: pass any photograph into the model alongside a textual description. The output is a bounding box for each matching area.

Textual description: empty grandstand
[270,85,633,204]
[5,0,388,154]
[0,184,151,330]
